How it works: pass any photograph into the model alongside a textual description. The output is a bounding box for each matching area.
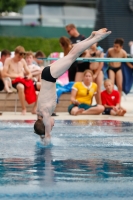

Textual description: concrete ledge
[0,110,133,122]
[0,92,71,112]
[0,92,133,122]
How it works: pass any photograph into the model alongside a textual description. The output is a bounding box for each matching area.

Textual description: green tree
[0,0,26,13]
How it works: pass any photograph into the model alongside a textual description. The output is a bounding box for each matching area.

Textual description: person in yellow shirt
[68,70,104,115]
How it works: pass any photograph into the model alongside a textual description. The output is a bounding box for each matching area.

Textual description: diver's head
[34,119,45,136]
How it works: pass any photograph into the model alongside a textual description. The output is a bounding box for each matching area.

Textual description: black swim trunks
[108,66,121,73]
[41,66,56,83]
[33,80,39,91]
[12,82,18,89]
[102,108,112,115]
[77,62,90,72]
[0,79,4,91]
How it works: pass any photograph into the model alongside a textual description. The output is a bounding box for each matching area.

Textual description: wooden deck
[0,91,71,112]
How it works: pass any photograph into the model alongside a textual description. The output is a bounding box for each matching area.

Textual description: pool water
[0,120,133,200]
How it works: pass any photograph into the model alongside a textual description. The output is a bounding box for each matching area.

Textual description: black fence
[94,0,133,53]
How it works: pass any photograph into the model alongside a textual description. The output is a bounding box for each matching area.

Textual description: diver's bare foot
[92,28,108,37]
[21,109,26,115]
[94,30,111,42]
[75,108,85,115]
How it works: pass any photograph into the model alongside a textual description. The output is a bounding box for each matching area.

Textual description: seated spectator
[2,46,39,115]
[34,50,46,67]
[101,79,126,116]
[25,51,42,82]
[74,49,90,82]
[88,42,104,104]
[68,70,104,115]
[0,49,12,93]
[0,49,11,67]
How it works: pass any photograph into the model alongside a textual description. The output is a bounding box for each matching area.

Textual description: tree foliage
[0,0,26,13]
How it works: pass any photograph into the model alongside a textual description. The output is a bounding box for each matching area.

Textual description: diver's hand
[41,134,51,146]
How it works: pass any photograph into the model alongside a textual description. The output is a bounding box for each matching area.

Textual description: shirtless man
[34,28,111,145]
[2,46,39,114]
[107,38,133,97]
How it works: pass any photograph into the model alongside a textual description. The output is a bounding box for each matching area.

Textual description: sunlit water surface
[0,120,133,200]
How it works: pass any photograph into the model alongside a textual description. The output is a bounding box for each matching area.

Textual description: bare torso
[89,50,103,71]
[107,48,127,68]
[6,57,25,80]
[37,79,56,117]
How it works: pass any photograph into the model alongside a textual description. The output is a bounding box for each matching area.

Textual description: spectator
[88,42,104,104]
[101,79,126,116]
[59,36,89,82]
[74,49,90,82]
[68,69,104,115]
[2,46,38,115]
[59,36,77,81]
[25,51,42,82]
[0,49,11,67]
[65,24,90,81]
[0,49,12,93]
[34,50,46,67]
[107,38,133,98]
[65,24,86,44]
[128,41,133,57]
[59,36,72,56]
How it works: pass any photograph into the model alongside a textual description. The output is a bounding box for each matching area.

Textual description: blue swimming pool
[0,120,133,200]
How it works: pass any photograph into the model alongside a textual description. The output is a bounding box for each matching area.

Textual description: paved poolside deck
[0,94,133,122]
